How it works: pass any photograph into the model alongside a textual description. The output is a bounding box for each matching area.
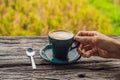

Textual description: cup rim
[48,30,74,40]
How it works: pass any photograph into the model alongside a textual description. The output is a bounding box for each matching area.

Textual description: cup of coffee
[48,30,79,60]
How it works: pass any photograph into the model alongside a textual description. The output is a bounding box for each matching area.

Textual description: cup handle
[69,40,80,51]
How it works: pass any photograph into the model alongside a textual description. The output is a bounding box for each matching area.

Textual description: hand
[75,31,120,59]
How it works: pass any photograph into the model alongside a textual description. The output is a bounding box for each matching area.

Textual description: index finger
[76,31,97,36]
[75,36,96,44]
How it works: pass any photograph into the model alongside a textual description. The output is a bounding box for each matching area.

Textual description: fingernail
[75,36,79,40]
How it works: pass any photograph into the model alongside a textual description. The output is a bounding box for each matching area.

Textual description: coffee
[49,30,73,40]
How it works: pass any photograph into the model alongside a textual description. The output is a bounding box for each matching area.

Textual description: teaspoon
[26,48,36,69]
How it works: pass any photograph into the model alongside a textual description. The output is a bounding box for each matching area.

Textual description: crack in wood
[0,64,30,68]
[89,67,120,71]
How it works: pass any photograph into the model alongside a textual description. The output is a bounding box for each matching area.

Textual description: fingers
[75,31,100,58]
[80,44,92,51]
[75,36,96,44]
[83,45,93,51]
[77,45,98,58]
[77,47,92,58]
[76,31,98,36]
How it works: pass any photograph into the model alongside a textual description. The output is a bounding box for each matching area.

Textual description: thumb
[75,36,95,44]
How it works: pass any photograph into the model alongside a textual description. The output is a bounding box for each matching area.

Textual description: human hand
[75,31,120,59]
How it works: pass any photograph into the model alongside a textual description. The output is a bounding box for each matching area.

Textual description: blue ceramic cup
[48,30,80,60]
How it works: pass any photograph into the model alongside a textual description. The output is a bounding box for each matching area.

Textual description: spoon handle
[30,56,36,69]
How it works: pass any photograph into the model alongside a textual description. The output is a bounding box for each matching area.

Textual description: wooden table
[0,36,120,80]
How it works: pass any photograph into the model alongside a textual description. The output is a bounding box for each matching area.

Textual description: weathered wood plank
[0,36,120,80]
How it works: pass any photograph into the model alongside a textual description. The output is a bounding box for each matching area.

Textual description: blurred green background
[0,0,120,36]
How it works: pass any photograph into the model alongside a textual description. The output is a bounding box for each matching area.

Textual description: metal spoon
[26,48,36,69]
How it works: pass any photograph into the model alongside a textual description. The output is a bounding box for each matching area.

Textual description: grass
[0,0,119,36]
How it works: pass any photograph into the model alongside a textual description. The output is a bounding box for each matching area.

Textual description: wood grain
[0,36,120,80]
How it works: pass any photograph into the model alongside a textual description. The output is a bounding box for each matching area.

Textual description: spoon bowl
[26,48,35,56]
[26,48,36,69]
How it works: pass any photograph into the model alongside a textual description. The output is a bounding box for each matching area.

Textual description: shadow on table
[43,59,119,71]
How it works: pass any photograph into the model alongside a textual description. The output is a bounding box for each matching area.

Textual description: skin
[75,31,120,59]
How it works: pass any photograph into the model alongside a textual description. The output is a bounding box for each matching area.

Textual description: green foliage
[0,0,117,36]
[88,0,120,35]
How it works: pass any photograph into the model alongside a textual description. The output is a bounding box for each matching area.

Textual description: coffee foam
[49,31,73,40]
